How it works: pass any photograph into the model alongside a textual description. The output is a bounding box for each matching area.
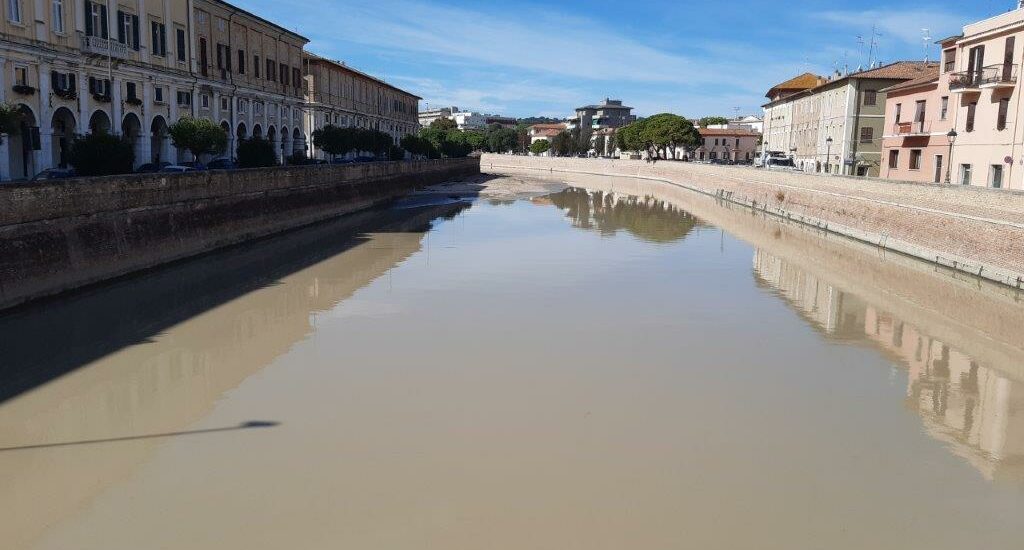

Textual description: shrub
[387,144,406,161]
[69,132,134,176]
[236,137,278,168]
[168,117,227,161]
[529,139,550,155]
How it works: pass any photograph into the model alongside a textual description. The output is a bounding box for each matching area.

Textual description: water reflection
[0,201,467,550]
[754,250,1024,481]
[541,187,702,243]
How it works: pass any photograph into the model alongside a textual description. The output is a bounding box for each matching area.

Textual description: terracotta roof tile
[879,66,941,92]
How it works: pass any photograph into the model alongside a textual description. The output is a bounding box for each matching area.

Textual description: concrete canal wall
[0,158,479,310]
[483,154,1024,289]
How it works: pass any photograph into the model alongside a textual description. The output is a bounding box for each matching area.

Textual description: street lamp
[825,136,833,174]
[945,129,958,183]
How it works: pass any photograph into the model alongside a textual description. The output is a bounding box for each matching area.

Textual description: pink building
[880,66,953,183]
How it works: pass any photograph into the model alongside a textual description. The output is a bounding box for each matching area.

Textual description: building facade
[762,62,936,177]
[573,98,635,131]
[693,128,760,163]
[303,54,420,160]
[879,68,953,184]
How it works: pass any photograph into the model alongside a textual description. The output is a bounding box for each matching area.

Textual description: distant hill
[518,116,564,125]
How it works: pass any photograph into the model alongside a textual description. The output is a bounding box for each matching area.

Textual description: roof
[849,61,938,81]
[208,0,308,42]
[765,72,827,98]
[532,127,564,138]
[305,53,422,99]
[699,128,761,137]
[576,103,633,111]
[879,66,940,93]
[530,123,567,130]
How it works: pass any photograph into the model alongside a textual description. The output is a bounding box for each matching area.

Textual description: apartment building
[303,54,420,160]
[879,66,952,183]
[0,0,308,179]
[418,106,454,127]
[572,98,635,130]
[938,7,1024,189]
[763,62,935,177]
[693,128,760,163]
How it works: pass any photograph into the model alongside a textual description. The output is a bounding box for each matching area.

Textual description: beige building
[761,73,826,161]
[0,0,309,179]
[303,54,420,160]
[763,63,936,177]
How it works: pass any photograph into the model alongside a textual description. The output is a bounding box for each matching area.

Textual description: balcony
[892,120,932,136]
[949,64,1017,92]
[81,35,129,59]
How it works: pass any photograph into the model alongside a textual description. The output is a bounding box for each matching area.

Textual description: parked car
[206,158,237,170]
[353,156,377,163]
[764,157,798,171]
[135,162,171,173]
[160,165,196,173]
[331,158,354,164]
[30,168,77,182]
[307,159,329,165]
[180,161,207,171]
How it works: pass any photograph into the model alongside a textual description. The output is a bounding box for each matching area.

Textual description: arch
[150,115,169,164]
[252,124,263,139]
[236,122,247,140]
[88,110,112,134]
[220,120,230,133]
[122,113,143,168]
[7,104,38,179]
[50,107,77,169]
[292,127,303,154]
[267,125,277,142]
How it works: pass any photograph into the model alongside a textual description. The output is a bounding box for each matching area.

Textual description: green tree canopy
[529,139,550,155]
[168,117,227,160]
[236,137,277,168]
[69,133,135,176]
[429,117,457,131]
[698,116,729,128]
[0,103,24,145]
[641,113,701,159]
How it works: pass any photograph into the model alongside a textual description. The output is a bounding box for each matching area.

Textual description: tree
[550,131,573,156]
[429,117,457,131]
[0,103,24,145]
[312,124,354,159]
[69,133,135,176]
[236,137,278,168]
[486,127,518,153]
[529,139,550,155]
[387,144,406,161]
[616,122,646,154]
[515,123,531,153]
[168,117,227,160]
[698,116,729,128]
[641,113,700,159]
[463,130,487,151]
[593,135,607,156]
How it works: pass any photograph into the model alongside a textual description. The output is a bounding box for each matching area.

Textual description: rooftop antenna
[867,25,882,68]
[921,28,932,62]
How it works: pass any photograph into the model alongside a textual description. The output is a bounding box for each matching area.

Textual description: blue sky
[236,0,1007,119]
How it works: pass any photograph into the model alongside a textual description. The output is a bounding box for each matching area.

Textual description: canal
[3,171,1024,549]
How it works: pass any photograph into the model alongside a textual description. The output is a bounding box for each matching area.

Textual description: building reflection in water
[540,187,703,243]
[753,249,1024,482]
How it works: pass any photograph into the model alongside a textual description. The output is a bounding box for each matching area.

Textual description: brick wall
[0,158,479,310]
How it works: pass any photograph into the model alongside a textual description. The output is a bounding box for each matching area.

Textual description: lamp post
[825,136,833,174]
[945,129,957,183]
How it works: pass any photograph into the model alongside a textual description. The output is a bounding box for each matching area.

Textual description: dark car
[331,158,355,164]
[181,161,207,171]
[353,156,376,163]
[136,162,171,174]
[206,158,237,170]
[30,168,77,182]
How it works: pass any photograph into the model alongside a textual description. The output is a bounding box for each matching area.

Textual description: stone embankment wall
[0,158,479,310]
[483,154,1024,289]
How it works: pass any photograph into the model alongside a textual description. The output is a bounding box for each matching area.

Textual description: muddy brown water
[2,173,1024,549]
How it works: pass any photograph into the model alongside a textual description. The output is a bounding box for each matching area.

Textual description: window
[201,94,209,108]
[199,37,208,76]
[150,21,167,56]
[940,96,948,120]
[943,49,955,73]
[894,103,902,123]
[266,59,275,81]
[991,164,1004,188]
[238,99,247,114]
[176,90,192,106]
[998,98,1010,130]
[50,70,74,93]
[934,155,944,183]
[966,102,976,132]
[84,1,108,38]
[125,81,137,100]
[14,66,27,86]
[909,149,922,170]
[254,101,263,115]
[88,77,111,96]
[860,127,873,144]
[237,50,245,74]
[117,11,140,51]
[175,27,186,62]
[888,149,899,169]
[216,43,231,72]
[253,55,260,78]
[279,63,287,84]
[220,96,229,110]
[864,89,877,106]
[292,67,301,88]
[8,0,21,23]
[960,164,972,185]
[52,0,64,32]
[735,138,740,147]
[154,86,164,103]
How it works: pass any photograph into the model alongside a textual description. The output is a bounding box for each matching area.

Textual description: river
[2,171,1024,549]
